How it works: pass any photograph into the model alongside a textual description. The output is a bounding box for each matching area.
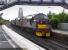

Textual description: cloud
[0,5,67,20]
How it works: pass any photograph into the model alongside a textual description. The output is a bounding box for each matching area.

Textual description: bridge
[0,0,68,11]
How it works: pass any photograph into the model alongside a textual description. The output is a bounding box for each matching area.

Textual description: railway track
[23,28,68,50]
[7,24,68,50]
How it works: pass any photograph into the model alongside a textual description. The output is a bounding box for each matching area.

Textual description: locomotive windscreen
[33,13,48,20]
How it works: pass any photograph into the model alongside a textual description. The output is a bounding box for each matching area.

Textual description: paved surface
[52,29,68,35]
[0,26,13,48]
[0,25,21,49]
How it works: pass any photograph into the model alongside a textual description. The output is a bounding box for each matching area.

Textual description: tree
[48,11,52,19]
[63,14,68,23]
[48,10,68,29]
[50,16,60,29]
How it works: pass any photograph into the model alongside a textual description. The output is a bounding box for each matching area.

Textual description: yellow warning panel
[37,24,47,29]
[36,32,42,36]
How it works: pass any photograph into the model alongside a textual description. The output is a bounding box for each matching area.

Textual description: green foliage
[0,16,9,25]
[50,18,60,29]
[63,14,68,23]
[48,10,68,29]
[48,11,52,19]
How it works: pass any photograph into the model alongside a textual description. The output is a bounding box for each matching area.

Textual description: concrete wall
[58,23,68,30]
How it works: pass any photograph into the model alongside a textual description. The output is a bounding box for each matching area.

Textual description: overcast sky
[0,5,68,20]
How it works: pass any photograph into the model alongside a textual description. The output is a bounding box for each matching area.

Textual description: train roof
[33,13,48,20]
[18,13,48,20]
[24,13,47,19]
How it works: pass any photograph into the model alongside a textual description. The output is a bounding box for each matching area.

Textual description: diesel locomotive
[11,13,51,37]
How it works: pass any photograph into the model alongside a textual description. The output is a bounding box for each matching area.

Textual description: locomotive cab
[33,13,51,37]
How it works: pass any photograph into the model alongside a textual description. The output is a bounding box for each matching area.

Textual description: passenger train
[11,13,51,37]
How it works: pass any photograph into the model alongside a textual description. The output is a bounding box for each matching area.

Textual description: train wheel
[46,32,50,37]
[36,32,42,36]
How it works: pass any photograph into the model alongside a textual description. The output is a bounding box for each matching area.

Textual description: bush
[48,11,68,29]
[63,14,68,23]
[50,18,60,29]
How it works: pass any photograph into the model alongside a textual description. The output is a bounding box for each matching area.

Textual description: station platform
[2,25,45,50]
[52,29,68,46]
[52,29,68,35]
[0,26,18,48]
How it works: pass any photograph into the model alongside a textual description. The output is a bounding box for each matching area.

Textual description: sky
[0,5,68,20]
